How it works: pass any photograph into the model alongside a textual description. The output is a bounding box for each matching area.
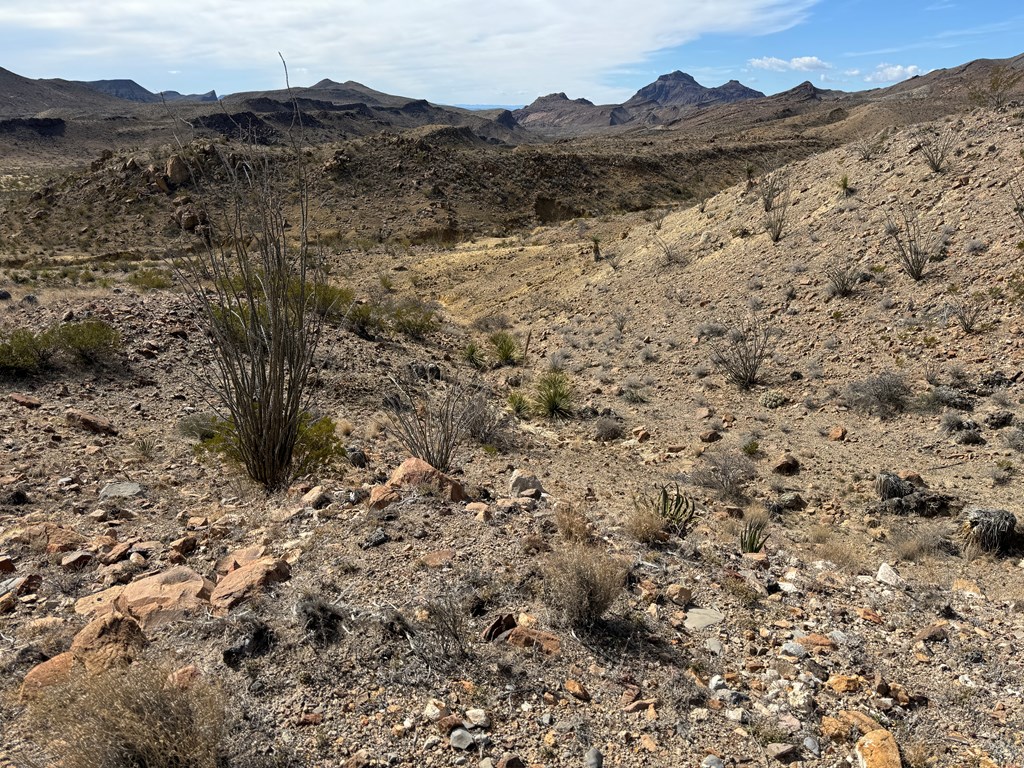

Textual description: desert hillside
[1,68,1024,768]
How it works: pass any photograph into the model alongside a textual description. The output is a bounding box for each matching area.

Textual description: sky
[0,1,1021,107]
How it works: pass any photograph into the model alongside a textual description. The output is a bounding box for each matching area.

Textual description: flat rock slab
[66,408,118,436]
[684,608,726,630]
[210,556,290,612]
[99,482,145,499]
[75,566,214,629]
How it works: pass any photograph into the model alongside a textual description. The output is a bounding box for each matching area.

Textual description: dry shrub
[689,448,756,502]
[890,523,945,563]
[541,544,627,628]
[625,503,667,544]
[554,504,593,543]
[23,662,227,768]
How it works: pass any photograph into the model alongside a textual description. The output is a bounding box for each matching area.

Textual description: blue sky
[0,1,1021,106]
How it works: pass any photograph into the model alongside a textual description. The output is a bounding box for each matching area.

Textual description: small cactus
[759,390,788,410]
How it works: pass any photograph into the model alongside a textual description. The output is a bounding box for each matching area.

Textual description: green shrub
[128,267,174,291]
[311,283,355,320]
[634,483,699,538]
[389,296,439,339]
[56,320,121,364]
[198,412,345,480]
[489,330,521,366]
[346,301,384,339]
[507,390,529,418]
[0,327,49,374]
[533,371,574,419]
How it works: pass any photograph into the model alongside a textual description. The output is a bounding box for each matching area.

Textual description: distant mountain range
[1,53,1022,141]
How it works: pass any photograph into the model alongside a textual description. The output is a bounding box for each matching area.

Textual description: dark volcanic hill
[0,67,137,118]
[623,70,764,109]
[514,71,765,134]
[77,79,219,104]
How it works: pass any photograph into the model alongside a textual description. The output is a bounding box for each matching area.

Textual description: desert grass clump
[388,295,439,339]
[554,504,594,543]
[533,370,574,419]
[890,523,945,563]
[489,330,521,366]
[540,544,627,629]
[763,189,790,243]
[958,507,1017,554]
[128,267,175,291]
[1012,177,1024,233]
[23,662,227,768]
[384,378,470,472]
[846,371,912,419]
[851,129,888,161]
[709,313,776,389]
[594,416,625,442]
[464,392,509,449]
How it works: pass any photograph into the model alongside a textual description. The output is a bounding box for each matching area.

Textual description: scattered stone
[60,551,93,570]
[875,563,905,588]
[387,457,467,501]
[780,641,809,658]
[449,727,475,750]
[222,622,274,667]
[367,485,401,511]
[684,607,725,630]
[424,699,450,721]
[701,758,725,768]
[481,613,517,641]
[827,674,864,693]
[65,408,118,436]
[421,549,456,568]
[855,728,901,768]
[666,583,692,606]
[99,482,144,499]
[76,566,214,629]
[506,626,560,655]
[301,485,330,509]
[465,708,490,728]
[828,425,847,441]
[0,556,14,574]
[565,679,591,702]
[496,754,526,768]
[10,393,42,409]
[699,429,721,443]
[766,743,797,761]
[361,527,390,549]
[210,557,291,612]
[772,453,800,475]
[2,488,31,506]
[509,470,547,497]
[69,612,147,674]
[20,653,76,699]
[583,746,603,768]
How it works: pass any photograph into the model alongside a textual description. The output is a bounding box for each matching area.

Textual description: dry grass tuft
[541,544,627,628]
[23,662,227,768]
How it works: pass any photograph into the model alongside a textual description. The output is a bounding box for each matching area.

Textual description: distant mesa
[624,70,764,109]
[78,79,218,103]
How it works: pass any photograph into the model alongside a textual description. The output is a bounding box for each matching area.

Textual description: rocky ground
[2,108,1024,768]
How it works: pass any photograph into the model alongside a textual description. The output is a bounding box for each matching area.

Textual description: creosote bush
[846,371,912,419]
[918,126,957,173]
[709,314,776,389]
[0,320,121,376]
[540,544,627,629]
[23,662,227,768]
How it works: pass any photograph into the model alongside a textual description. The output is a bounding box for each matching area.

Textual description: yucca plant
[533,371,574,419]
[489,330,521,366]
[739,518,770,553]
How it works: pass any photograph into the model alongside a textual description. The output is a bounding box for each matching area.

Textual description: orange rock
[210,557,290,612]
[216,545,267,575]
[420,549,456,568]
[65,408,118,436]
[386,457,467,502]
[20,653,76,699]
[69,612,147,674]
[168,664,202,689]
[856,607,884,624]
[76,566,214,629]
[827,674,863,694]
[839,709,883,735]
[796,633,835,650]
[506,627,560,655]
[368,485,401,510]
[855,728,901,768]
[565,679,590,702]
[828,425,847,441]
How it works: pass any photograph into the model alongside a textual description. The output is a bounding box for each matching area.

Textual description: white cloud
[864,63,923,83]
[0,0,820,103]
[749,55,831,71]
